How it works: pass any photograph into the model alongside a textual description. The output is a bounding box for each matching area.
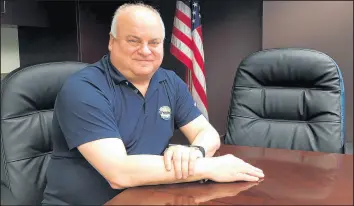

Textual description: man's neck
[124,73,152,97]
[127,75,151,86]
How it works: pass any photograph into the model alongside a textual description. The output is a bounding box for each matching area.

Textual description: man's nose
[138,44,152,56]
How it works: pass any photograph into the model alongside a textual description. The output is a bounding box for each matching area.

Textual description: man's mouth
[135,59,153,62]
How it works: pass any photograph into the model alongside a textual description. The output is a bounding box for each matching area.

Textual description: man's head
[108,3,165,82]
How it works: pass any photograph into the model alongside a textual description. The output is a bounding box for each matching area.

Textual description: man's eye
[128,40,137,43]
[150,42,160,45]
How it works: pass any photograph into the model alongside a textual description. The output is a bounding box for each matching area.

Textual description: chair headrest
[1,62,89,119]
[236,48,341,90]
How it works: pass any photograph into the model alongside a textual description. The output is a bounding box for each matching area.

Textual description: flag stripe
[175,9,192,29]
[176,1,191,19]
[192,86,208,117]
[191,70,208,109]
[173,17,192,40]
[172,27,192,48]
[171,34,193,60]
[170,43,193,70]
[192,28,204,61]
[191,41,205,76]
[192,57,206,91]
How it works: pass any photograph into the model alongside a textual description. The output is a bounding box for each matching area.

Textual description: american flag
[170,0,208,119]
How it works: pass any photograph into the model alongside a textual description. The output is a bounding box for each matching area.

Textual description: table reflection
[106,181,261,205]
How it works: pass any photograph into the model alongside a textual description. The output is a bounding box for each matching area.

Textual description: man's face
[108,9,164,78]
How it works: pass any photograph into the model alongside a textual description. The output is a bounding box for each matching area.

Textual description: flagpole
[185,68,191,92]
[188,69,192,93]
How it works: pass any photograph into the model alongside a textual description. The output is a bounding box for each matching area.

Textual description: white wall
[1,25,20,74]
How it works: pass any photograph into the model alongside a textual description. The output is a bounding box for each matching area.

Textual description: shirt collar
[103,54,166,85]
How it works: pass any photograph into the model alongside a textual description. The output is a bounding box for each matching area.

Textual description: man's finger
[235,173,259,182]
[173,149,183,179]
[241,163,264,178]
[245,168,264,178]
[182,149,190,179]
[245,162,263,173]
[164,148,174,171]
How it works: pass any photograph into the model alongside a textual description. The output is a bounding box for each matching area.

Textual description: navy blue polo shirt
[42,54,202,205]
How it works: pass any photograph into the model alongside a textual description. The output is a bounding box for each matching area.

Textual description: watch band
[166,144,206,157]
[190,145,206,158]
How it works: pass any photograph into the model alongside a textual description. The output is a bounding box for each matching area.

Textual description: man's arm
[180,115,221,157]
[78,138,212,189]
[78,138,264,190]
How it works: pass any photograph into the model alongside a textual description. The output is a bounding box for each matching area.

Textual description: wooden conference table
[105,144,353,205]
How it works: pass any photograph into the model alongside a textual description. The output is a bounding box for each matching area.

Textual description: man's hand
[208,154,264,182]
[164,145,203,179]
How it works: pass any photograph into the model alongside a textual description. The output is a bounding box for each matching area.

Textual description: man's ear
[108,33,114,52]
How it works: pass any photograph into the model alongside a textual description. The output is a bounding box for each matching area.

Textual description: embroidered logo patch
[159,106,171,120]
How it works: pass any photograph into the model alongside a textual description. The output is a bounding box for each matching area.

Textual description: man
[42,3,264,205]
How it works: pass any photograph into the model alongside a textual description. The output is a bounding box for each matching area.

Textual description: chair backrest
[1,62,88,204]
[224,48,345,153]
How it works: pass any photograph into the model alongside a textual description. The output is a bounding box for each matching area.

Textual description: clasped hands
[163,144,264,182]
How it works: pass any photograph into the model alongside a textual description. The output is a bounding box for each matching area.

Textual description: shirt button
[134,89,139,93]
[125,81,129,85]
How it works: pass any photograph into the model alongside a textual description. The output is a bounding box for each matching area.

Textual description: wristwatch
[165,144,208,183]
[166,144,206,158]
[189,145,206,158]
[190,145,208,183]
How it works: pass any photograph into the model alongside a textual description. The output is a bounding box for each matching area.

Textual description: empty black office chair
[224,48,348,154]
[1,62,88,205]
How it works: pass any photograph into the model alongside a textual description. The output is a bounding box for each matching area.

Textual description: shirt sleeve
[54,76,121,150]
[174,75,202,129]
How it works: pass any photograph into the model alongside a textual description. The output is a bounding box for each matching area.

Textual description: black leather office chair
[1,62,88,205]
[224,48,350,154]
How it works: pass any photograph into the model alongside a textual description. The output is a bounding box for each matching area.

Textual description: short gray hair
[110,3,165,39]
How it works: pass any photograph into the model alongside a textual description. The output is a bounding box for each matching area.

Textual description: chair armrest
[1,184,17,205]
[344,142,353,154]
